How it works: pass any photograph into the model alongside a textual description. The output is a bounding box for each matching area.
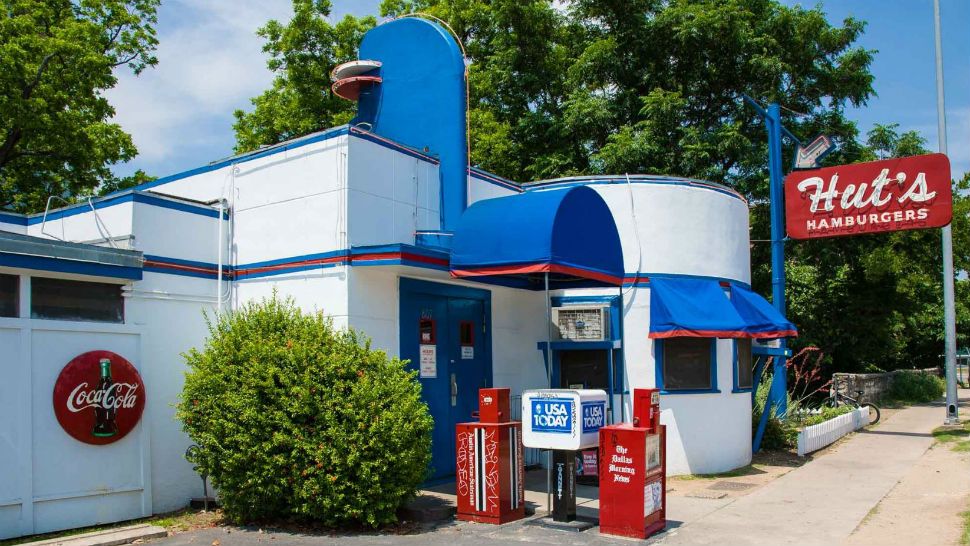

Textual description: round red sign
[52,351,146,445]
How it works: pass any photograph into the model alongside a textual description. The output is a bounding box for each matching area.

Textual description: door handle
[450,373,458,407]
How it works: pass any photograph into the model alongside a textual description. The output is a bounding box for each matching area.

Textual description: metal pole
[933,0,959,424]
[766,103,789,418]
[544,272,553,514]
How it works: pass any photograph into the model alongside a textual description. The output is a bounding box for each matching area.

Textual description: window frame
[733,338,754,393]
[655,337,719,394]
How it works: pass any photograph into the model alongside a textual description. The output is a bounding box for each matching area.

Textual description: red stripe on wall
[649,329,798,339]
[451,263,623,286]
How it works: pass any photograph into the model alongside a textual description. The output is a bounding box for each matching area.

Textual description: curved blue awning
[648,278,798,339]
[450,186,624,289]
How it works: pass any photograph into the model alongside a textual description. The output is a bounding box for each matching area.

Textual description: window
[658,337,716,392]
[31,277,124,323]
[0,274,17,317]
[735,339,753,390]
[459,321,474,346]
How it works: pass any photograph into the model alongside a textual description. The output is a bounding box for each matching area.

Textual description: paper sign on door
[419,344,437,378]
[461,346,474,359]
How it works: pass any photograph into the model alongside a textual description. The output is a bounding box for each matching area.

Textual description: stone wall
[830,368,941,404]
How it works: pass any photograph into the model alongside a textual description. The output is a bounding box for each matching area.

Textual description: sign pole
[765,103,790,420]
[744,96,797,452]
[933,0,959,424]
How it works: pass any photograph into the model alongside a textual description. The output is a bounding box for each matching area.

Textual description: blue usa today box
[522,389,608,450]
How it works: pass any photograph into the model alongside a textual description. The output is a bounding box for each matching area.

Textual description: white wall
[25,202,134,247]
[467,174,518,205]
[0,316,149,539]
[591,182,750,283]
[0,220,26,235]
[347,137,440,247]
[346,266,547,398]
[557,180,753,475]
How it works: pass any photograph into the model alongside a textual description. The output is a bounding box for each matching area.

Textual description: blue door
[400,278,491,480]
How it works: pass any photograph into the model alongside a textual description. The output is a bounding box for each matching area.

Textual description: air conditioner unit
[552,305,610,341]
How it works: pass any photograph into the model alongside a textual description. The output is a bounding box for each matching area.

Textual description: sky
[107,0,970,182]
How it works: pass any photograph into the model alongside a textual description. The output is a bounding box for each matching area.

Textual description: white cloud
[106,0,380,177]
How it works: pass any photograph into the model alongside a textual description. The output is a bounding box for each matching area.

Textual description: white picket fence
[796,406,870,456]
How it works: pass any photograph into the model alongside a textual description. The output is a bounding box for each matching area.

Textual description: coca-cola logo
[53,351,145,445]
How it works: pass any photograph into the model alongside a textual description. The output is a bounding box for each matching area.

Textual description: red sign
[52,351,145,445]
[785,153,952,239]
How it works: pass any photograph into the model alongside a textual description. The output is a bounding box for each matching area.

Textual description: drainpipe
[216,198,227,314]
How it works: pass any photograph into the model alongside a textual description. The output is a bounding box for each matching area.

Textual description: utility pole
[933,0,959,425]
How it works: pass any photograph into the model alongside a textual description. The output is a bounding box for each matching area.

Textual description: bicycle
[823,379,881,425]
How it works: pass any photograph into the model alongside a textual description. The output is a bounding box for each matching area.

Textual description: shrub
[886,371,945,404]
[798,405,856,428]
[176,296,433,527]
[752,377,798,450]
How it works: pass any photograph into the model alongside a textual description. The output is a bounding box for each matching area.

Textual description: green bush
[886,372,945,404]
[176,296,433,527]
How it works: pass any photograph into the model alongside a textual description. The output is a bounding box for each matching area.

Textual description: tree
[0,0,159,213]
[232,0,375,152]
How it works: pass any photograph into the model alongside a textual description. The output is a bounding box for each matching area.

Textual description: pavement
[142,393,968,546]
[657,395,969,545]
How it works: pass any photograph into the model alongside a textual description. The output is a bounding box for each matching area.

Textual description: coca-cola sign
[52,351,145,445]
[785,153,952,239]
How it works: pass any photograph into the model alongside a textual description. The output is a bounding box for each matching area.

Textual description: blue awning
[729,283,798,338]
[450,186,624,289]
[648,278,798,339]
[648,278,748,338]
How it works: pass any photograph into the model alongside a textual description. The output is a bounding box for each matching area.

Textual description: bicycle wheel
[866,404,881,425]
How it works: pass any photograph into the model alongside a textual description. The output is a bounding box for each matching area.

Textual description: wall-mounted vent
[552,306,609,341]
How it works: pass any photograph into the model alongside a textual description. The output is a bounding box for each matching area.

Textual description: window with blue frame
[734,338,753,391]
[656,337,717,392]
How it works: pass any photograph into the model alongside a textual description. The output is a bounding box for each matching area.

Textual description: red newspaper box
[633,388,661,432]
[455,388,525,524]
[598,388,666,539]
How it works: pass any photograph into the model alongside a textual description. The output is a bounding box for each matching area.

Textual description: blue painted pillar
[766,103,789,418]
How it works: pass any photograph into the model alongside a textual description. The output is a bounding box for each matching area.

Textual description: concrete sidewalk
[658,398,966,545]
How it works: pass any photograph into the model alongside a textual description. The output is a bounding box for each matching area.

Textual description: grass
[932,421,970,453]
[962,509,970,545]
[0,508,220,546]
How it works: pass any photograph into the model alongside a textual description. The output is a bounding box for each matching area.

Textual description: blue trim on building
[0,252,142,280]
[655,337,720,395]
[0,212,27,225]
[526,175,746,203]
[108,126,352,196]
[349,129,440,165]
[468,168,522,193]
[20,191,227,226]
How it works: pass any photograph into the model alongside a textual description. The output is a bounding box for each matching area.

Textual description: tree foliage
[232,0,375,152]
[0,0,159,212]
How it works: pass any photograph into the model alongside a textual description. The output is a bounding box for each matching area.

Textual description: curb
[21,524,168,546]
